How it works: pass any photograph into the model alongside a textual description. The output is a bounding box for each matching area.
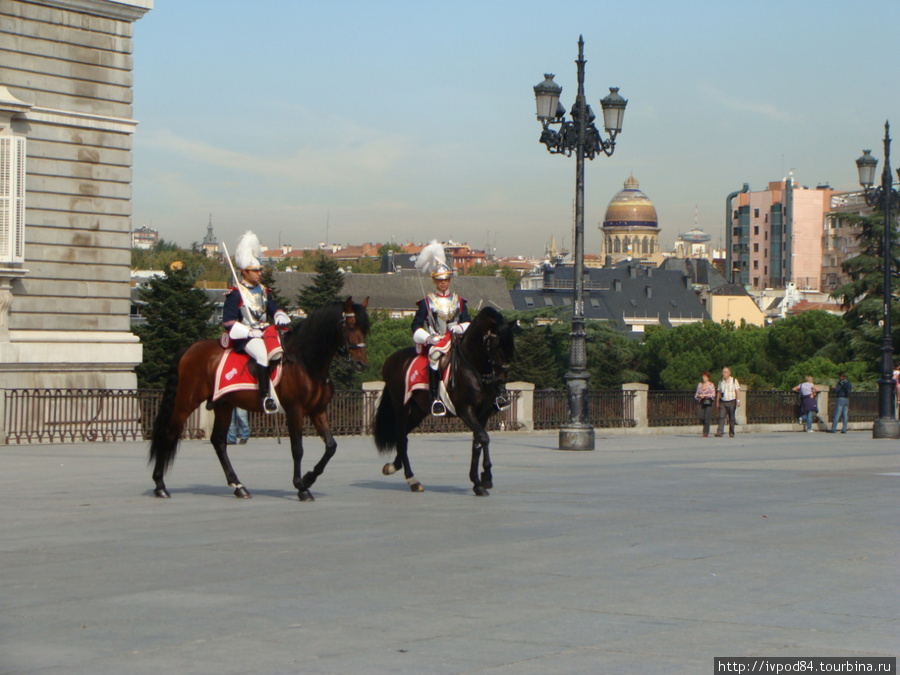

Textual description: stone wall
[0,0,151,388]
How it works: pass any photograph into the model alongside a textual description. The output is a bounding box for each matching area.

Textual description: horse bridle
[340,311,366,365]
[453,330,507,386]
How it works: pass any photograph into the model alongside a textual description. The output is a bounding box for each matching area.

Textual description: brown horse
[150,297,369,501]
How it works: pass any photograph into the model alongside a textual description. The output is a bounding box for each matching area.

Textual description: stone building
[599,175,663,266]
[728,177,834,291]
[0,0,152,389]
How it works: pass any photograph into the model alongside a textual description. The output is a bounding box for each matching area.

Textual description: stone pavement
[2,429,898,674]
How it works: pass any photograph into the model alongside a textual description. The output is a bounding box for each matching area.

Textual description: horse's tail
[373,386,397,455]
[149,347,188,472]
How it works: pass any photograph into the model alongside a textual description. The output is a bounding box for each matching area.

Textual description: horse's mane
[464,306,514,360]
[282,300,370,373]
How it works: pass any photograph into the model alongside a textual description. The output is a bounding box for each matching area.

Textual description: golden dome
[602,175,658,228]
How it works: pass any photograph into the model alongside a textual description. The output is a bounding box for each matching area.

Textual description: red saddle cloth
[213,349,283,402]
[403,354,449,404]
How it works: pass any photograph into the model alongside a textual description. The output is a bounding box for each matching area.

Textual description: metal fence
[2,387,522,444]
[2,389,205,444]
[533,389,637,430]
[827,391,878,423]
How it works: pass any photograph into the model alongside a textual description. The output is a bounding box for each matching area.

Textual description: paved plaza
[2,428,899,674]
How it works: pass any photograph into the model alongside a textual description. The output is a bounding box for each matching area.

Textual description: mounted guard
[222,231,291,413]
[411,241,471,416]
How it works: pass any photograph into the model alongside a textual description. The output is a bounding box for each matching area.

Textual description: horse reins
[340,311,366,366]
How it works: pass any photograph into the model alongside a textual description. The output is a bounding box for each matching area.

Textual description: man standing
[715,367,741,438]
[830,372,851,434]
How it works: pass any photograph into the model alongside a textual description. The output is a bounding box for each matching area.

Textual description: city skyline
[132,0,900,259]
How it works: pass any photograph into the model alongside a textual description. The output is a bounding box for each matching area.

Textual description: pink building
[728,178,833,290]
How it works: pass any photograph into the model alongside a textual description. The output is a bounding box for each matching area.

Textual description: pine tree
[297,254,345,315]
[133,266,219,389]
[260,265,290,312]
[831,213,900,367]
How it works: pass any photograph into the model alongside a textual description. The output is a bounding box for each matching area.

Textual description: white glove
[248,329,264,339]
[451,324,465,335]
[426,334,441,345]
[274,312,290,327]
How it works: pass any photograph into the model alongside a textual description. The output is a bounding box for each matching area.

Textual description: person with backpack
[830,372,852,434]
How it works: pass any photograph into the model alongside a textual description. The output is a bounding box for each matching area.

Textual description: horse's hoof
[383,463,398,476]
[473,485,490,496]
[481,475,493,490]
[153,487,171,499]
[298,490,315,502]
[233,486,252,499]
[408,481,424,492]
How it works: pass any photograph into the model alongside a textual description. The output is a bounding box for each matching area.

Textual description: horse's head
[340,296,370,372]
[462,307,514,383]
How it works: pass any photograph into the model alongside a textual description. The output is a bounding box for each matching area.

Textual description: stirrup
[431,399,446,417]
[495,394,510,411]
[263,396,278,413]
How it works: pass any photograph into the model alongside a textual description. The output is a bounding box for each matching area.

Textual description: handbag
[702,398,713,407]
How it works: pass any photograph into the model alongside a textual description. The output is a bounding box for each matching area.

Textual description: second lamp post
[855,121,900,439]
[534,36,626,451]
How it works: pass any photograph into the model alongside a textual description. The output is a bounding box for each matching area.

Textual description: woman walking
[792,375,820,432]
[695,372,716,437]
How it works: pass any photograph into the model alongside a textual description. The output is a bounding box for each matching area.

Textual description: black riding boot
[257,364,277,413]
[429,367,446,417]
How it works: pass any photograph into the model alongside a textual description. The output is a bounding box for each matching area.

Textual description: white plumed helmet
[234,231,263,270]
[415,241,452,280]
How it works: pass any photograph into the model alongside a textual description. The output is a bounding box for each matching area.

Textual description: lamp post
[855,120,900,439]
[533,36,627,451]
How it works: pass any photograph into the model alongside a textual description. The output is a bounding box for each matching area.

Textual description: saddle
[403,353,452,411]
[212,349,284,402]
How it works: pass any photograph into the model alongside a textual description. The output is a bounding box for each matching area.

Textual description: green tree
[763,310,844,372]
[586,322,645,388]
[509,324,564,389]
[831,213,900,373]
[360,312,415,383]
[297,254,345,314]
[133,266,219,389]
[260,265,291,312]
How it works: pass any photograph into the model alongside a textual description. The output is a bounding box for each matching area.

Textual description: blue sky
[131,1,900,259]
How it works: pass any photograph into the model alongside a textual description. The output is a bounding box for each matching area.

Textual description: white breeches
[243,338,268,367]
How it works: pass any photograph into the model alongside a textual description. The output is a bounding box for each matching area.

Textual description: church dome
[602,175,658,228]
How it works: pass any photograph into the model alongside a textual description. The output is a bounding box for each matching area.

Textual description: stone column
[736,384,748,426]
[506,381,534,432]
[362,381,384,435]
[622,383,648,429]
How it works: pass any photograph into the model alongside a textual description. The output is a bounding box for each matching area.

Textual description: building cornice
[33,0,152,21]
[25,106,138,134]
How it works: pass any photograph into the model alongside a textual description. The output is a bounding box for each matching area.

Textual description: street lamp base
[559,423,595,451]
[872,417,900,439]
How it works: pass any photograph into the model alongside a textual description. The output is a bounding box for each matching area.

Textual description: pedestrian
[714,367,741,437]
[830,372,851,434]
[792,375,820,432]
[227,407,250,445]
[694,371,716,437]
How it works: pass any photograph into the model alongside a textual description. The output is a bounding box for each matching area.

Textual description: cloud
[699,83,795,123]
[136,124,414,189]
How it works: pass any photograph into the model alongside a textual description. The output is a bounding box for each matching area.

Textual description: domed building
[600,175,662,265]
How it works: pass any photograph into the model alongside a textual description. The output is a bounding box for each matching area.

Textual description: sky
[131,0,900,260]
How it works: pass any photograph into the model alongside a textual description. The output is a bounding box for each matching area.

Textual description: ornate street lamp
[534,36,627,451]
[855,121,900,439]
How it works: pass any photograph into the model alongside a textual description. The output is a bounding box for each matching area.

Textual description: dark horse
[150,297,369,501]
[373,306,514,496]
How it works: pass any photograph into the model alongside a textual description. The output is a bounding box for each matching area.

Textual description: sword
[220,242,257,328]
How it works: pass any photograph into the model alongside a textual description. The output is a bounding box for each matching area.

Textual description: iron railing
[827,391,878,423]
[2,389,205,444]
[648,390,700,427]
[746,390,801,424]
[2,387,522,444]
[533,389,637,430]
